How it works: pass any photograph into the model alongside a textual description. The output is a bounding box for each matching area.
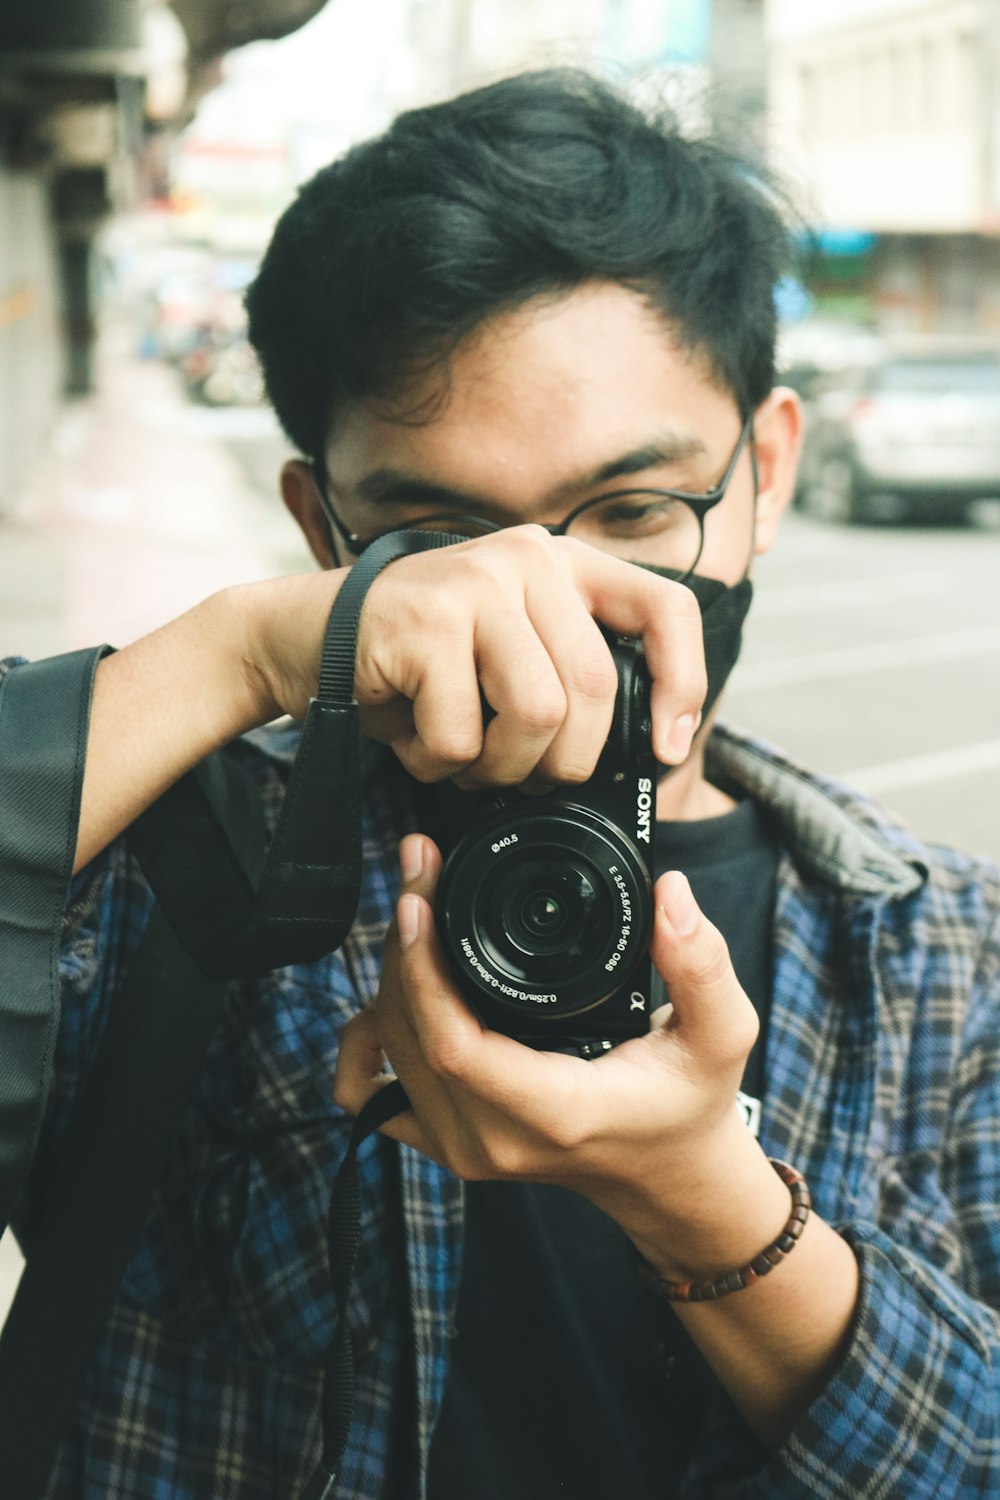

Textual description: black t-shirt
[424,798,780,1500]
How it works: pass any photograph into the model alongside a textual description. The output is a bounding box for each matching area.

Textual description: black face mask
[638,566,754,730]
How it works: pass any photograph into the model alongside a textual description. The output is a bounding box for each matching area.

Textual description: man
[1,69,998,1498]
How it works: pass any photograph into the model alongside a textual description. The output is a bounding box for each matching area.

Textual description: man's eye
[587,493,688,535]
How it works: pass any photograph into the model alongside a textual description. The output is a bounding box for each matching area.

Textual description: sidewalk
[1,322,309,661]
[1,325,313,1319]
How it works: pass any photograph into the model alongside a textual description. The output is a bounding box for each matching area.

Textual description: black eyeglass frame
[311,410,756,577]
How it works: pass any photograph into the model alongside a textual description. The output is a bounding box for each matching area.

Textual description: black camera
[434,634,657,1056]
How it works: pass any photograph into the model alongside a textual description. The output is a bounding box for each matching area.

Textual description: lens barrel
[436,802,652,1021]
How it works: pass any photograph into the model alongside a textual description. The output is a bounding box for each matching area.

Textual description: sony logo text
[636,778,653,844]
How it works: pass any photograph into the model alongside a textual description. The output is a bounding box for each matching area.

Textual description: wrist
[597,1109,792,1284]
[220,568,351,729]
[201,585,283,737]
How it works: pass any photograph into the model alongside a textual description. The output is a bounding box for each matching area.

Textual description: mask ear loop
[689,414,758,586]
[741,424,760,584]
[310,456,354,558]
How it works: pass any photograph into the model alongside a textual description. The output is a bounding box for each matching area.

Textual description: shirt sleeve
[744,1225,999,1498]
[17,834,155,1228]
[0,648,113,1232]
[684,892,1000,1499]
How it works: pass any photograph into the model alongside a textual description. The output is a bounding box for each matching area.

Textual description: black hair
[245,68,794,461]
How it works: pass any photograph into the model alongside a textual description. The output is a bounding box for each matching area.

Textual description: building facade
[402,0,762,139]
[0,0,329,513]
[766,0,1000,332]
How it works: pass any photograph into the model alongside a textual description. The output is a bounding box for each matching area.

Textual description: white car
[793,340,1000,524]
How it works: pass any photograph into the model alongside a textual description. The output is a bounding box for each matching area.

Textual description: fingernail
[659,871,699,937]
[400,836,424,884]
[665,712,697,761]
[398,893,422,948]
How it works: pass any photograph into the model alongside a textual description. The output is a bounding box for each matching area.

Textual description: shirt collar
[705,722,927,899]
[247,717,928,899]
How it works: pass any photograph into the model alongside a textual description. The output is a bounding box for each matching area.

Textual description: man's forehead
[324,284,735,494]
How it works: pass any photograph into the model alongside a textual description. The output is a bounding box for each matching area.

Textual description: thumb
[650,871,759,1066]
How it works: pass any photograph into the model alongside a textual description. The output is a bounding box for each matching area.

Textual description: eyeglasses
[314,412,754,583]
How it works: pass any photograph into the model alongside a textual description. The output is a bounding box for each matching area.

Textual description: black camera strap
[0,532,459,1497]
[132,530,460,1496]
[129,529,465,973]
[302,1079,411,1500]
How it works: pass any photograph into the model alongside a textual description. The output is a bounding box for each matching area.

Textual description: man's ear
[281,459,339,569]
[751,387,803,557]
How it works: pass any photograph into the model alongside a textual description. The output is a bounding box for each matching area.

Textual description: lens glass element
[480,856,613,976]
[436,804,653,1019]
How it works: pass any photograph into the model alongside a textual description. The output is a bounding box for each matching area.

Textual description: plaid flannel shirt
[5,668,1000,1498]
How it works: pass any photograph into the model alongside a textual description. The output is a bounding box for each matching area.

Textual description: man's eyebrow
[353,471,484,508]
[571,432,708,495]
[350,430,709,510]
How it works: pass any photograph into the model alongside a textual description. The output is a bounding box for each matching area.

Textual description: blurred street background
[4,0,1000,1306]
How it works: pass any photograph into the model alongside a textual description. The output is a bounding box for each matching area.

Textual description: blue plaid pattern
[3,654,999,1497]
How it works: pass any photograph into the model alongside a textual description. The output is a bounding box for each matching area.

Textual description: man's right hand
[350,526,706,787]
[76,527,706,872]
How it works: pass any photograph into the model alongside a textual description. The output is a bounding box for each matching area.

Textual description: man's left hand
[334,831,785,1281]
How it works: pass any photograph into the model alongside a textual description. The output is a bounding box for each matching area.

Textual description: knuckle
[542,1113,587,1154]
[516,696,566,736]
[555,533,596,567]
[569,653,619,703]
[420,727,484,769]
[721,1005,760,1066]
[687,935,732,991]
[682,663,709,712]
[331,1075,354,1112]
[479,1136,528,1179]
[424,1037,468,1082]
[544,757,594,786]
[501,522,551,553]
[661,658,707,714]
[664,577,702,618]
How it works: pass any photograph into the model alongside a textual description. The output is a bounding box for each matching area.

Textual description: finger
[333,1007,395,1115]
[521,587,619,785]
[397,834,605,1159]
[398,831,444,897]
[650,871,759,1068]
[379,844,489,1156]
[374,898,499,1169]
[332,1008,454,1164]
[359,698,415,751]
[562,539,707,765]
[396,888,591,1130]
[395,653,486,783]
[454,613,567,790]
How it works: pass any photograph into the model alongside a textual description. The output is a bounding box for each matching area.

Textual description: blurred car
[794,340,1000,524]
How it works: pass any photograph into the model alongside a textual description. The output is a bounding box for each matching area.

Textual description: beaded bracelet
[638,1158,812,1304]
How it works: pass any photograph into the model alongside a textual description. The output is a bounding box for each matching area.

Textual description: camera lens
[522,892,564,936]
[496,861,595,959]
[436,804,651,1020]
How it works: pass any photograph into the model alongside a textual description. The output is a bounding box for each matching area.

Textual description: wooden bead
[638,1158,812,1304]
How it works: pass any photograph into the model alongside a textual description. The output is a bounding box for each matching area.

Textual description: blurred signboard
[602,0,710,65]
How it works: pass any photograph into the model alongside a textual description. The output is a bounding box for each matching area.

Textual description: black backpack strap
[0,904,226,1500]
[0,646,111,1232]
[0,532,465,1495]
